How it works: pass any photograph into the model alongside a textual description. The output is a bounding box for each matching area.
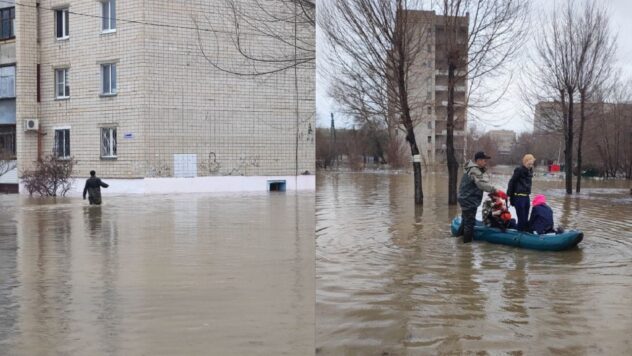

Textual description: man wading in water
[457,151,503,243]
[83,170,109,205]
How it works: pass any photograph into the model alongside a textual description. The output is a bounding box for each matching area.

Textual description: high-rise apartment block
[407,10,468,165]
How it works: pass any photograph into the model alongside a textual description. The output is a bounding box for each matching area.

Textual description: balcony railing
[435,85,466,92]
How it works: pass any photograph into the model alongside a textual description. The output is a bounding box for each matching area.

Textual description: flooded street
[316,170,632,355]
[0,193,314,355]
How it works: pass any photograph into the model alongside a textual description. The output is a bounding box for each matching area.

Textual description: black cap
[474,151,491,160]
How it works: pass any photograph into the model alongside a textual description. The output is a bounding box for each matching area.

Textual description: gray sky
[315,0,632,133]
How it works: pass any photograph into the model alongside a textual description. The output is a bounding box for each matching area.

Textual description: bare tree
[527,0,583,194]
[195,0,315,77]
[434,0,529,204]
[594,77,632,179]
[525,0,617,192]
[574,1,616,192]
[20,155,76,197]
[0,150,16,178]
[320,0,429,204]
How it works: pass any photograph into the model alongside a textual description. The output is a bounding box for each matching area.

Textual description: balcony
[435,69,467,76]
[437,100,466,107]
[435,85,466,92]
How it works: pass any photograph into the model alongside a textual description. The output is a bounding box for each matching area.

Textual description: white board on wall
[173,154,197,178]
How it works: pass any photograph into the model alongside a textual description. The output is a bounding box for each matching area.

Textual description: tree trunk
[565,89,574,195]
[404,126,423,204]
[576,90,586,193]
[394,10,423,205]
[446,62,459,205]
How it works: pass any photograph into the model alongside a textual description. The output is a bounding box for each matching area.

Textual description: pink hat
[532,194,547,206]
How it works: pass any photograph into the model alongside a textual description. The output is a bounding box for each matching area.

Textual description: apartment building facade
[407,10,468,166]
[0,0,16,192]
[487,129,516,157]
[15,0,315,194]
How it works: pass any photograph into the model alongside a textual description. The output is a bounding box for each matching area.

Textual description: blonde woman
[507,154,535,231]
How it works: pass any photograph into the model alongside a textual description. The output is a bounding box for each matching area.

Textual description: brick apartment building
[13,0,314,194]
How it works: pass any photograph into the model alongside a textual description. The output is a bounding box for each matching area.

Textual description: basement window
[268,180,286,192]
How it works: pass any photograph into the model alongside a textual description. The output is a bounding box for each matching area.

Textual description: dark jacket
[507,165,533,198]
[458,161,496,210]
[528,204,554,234]
[83,177,109,204]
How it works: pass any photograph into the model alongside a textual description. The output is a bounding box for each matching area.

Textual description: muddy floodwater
[0,193,314,355]
[316,170,632,355]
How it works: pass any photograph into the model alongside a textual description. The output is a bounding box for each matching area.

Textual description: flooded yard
[316,170,632,355]
[0,193,314,355]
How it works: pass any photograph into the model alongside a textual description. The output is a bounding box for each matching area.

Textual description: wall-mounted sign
[124,132,134,139]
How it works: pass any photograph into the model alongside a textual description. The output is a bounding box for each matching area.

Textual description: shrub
[21,155,76,197]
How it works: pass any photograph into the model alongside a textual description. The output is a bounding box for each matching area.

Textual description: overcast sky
[315,0,632,133]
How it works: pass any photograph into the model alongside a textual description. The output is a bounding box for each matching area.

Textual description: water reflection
[316,171,632,355]
[0,192,314,355]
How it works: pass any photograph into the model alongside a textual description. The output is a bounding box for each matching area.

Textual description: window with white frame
[55,8,69,39]
[101,127,117,158]
[101,63,117,95]
[54,128,71,158]
[0,65,15,98]
[55,68,70,98]
[102,0,116,32]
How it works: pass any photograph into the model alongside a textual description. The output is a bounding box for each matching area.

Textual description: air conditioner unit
[24,119,39,131]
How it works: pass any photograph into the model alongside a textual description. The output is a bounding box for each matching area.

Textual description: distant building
[534,102,564,133]
[487,130,516,156]
[15,0,314,195]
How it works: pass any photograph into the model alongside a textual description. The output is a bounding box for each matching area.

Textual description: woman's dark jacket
[507,165,533,198]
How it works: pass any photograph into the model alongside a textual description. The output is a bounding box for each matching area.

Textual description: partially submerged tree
[525,0,617,193]
[320,0,429,204]
[573,1,616,192]
[21,155,76,197]
[526,1,581,194]
[434,0,529,204]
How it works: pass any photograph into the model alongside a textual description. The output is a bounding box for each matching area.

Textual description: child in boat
[483,191,516,231]
[528,194,556,234]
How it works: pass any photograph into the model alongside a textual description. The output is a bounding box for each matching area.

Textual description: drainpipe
[37,130,42,162]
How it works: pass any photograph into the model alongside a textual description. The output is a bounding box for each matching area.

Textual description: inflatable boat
[450,217,583,251]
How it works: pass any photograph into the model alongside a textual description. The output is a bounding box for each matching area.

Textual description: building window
[101,63,117,95]
[55,68,70,98]
[0,7,15,40]
[427,121,432,129]
[0,125,15,157]
[55,8,69,39]
[102,0,116,32]
[427,136,432,144]
[54,129,71,158]
[101,127,117,158]
[427,106,432,115]
[0,65,15,98]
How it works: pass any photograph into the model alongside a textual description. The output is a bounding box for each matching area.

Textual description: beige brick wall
[17,0,315,179]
